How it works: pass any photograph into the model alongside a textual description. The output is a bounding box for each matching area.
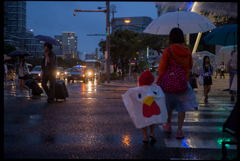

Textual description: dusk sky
[26,1,158,55]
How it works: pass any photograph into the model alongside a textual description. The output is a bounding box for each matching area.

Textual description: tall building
[112,16,153,34]
[4,1,44,58]
[53,32,78,59]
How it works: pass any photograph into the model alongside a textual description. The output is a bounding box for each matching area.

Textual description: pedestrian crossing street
[158,98,237,154]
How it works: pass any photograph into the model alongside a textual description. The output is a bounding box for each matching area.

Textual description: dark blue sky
[26,1,157,54]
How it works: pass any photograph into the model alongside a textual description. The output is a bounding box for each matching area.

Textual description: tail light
[81,70,84,73]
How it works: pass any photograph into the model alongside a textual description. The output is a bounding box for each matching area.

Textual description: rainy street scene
[4,1,238,160]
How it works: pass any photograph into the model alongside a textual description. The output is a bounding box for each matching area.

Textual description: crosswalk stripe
[159,125,223,133]
[172,111,230,115]
[170,118,227,123]
[163,138,237,150]
[159,98,237,152]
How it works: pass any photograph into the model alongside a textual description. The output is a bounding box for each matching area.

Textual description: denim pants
[42,74,55,100]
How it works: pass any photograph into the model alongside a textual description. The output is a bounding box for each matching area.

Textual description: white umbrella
[219,45,238,55]
[192,51,220,74]
[143,11,216,35]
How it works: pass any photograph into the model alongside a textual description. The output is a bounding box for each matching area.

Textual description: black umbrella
[8,50,32,56]
[34,35,61,46]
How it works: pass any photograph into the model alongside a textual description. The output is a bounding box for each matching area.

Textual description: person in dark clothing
[133,63,138,81]
[41,43,57,103]
[199,56,213,102]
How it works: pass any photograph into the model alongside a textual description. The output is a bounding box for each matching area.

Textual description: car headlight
[88,72,91,75]
[57,72,59,75]
[38,73,41,76]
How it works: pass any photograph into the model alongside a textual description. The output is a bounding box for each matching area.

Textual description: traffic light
[106,27,109,36]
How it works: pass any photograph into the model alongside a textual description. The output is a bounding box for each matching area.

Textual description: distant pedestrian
[4,60,8,84]
[220,62,225,79]
[17,56,32,97]
[133,63,138,81]
[214,66,221,78]
[228,51,237,101]
[199,55,213,102]
[41,42,57,103]
[156,28,198,139]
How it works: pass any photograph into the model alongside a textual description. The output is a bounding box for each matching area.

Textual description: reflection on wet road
[4,78,237,159]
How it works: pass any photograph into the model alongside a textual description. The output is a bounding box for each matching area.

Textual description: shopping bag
[230,74,237,91]
[197,75,204,86]
[189,73,198,89]
[122,84,168,129]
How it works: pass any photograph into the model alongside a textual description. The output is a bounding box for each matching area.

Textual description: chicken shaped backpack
[157,47,188,94]
[122,69,168,129]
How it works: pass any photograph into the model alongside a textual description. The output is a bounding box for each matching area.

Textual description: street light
[124,19,131,23]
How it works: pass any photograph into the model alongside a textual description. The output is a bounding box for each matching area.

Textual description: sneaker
[16,94,22,98]
[176,131,184,139]
[162,123,172,131]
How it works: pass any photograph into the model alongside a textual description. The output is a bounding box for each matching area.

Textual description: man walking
[41,43,57,103]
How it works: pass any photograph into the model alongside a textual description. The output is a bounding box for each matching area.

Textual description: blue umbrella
[8,50,32,56]
[203,24,237,50]
[34,35,61,46]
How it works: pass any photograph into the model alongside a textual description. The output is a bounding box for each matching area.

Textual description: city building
[4,1,44,58]
[112,16,153,34]
[112,16,154,66]
[53,32,78,59]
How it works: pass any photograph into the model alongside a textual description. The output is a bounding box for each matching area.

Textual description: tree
[138,33,168,55]
[99,29,141,76]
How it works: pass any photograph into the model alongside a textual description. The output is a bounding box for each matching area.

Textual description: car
[6,63,16,81]
[56,67,65,80]
[29,66,42,81]
[85,67,95,81]
[67,66,87,83]
[66,68,72,76]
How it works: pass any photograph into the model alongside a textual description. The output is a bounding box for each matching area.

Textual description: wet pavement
[4,74,238,159]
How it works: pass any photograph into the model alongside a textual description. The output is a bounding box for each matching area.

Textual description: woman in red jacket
[156,28,198,139]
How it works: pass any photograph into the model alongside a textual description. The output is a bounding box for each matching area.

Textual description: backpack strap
[167,47,175,63]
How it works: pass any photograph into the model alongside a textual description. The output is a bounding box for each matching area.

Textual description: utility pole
[106,1,110,83]
[73,1,110,83]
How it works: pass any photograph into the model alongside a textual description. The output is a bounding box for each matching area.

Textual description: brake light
[81,70,84,73]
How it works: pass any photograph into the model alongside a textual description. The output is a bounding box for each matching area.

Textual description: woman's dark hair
[203,55,212,70]
[19,56,26,67]
[169,27,185,44]
[221,62,224,65]
[44,42,53,51]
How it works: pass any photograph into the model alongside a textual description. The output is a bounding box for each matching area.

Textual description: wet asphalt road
[4,78,238,159]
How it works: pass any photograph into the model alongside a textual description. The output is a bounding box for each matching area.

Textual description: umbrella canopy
[34,35,61,46]
[203,24,237,49]
[143,11,216,35]
[219,45,238,55]
[192,51,220,74]
[4,54,11,60]
[8,50,32,56]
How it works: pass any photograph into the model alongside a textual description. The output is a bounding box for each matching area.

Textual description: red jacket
[156,44,193,84]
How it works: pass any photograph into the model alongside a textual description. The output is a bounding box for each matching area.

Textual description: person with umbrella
[41,42,57,103]
[156,28,198,139]
[17,56,32,97]
[198,56,214,102]
[227,51,237,101]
